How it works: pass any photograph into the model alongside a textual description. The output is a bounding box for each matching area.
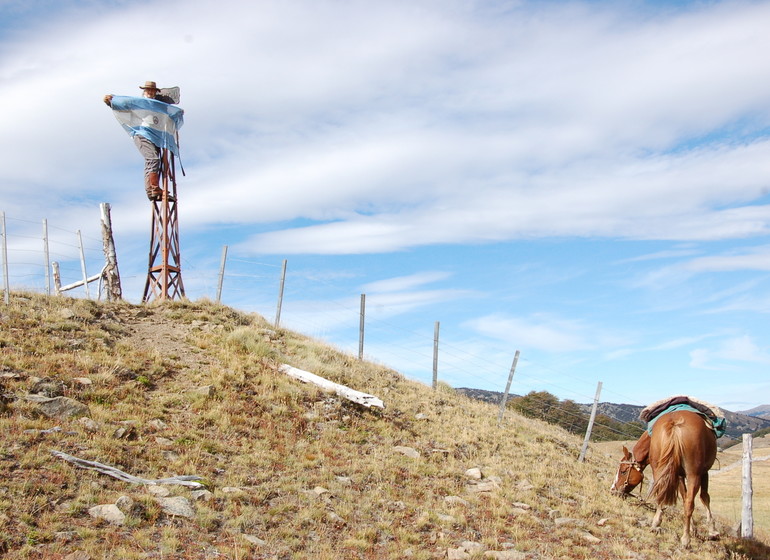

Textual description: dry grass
[0,291,768,559]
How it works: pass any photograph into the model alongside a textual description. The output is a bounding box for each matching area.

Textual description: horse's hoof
[707,531,720,541]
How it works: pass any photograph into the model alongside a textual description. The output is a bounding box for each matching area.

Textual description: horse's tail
[649,415,685,506]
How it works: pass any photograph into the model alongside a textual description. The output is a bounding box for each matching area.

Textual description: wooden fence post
[100,203,122,301]
[358,294,365,360]
[497,350,520,424]
[742,433,754,539]
[578,381,602,462]
[432,321,440,389]
[216,245,228,303]
[274,259,287,328]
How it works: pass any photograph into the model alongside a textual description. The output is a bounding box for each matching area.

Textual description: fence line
[0,210,663,440]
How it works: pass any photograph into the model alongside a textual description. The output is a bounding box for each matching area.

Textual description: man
[103,81,178,200]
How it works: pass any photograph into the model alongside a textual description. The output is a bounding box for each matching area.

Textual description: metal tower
[143,148,185,302]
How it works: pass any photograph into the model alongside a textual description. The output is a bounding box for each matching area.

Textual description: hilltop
[0,292,767,559]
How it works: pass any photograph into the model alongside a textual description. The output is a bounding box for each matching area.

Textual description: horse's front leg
[651,505,664,532]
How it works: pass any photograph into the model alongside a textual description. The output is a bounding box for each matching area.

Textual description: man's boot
[145,172,162,201]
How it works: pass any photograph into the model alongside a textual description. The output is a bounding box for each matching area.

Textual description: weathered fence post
[578,381,603,462]
[1,212,9,305]
[100,203,122,301]
[76,230,89,298]
[216,245,228,303]
[497,350,520,424]
[432,321,440,389]
[274,259,287,328]
[742,433,754,539]
[358,293,365,360]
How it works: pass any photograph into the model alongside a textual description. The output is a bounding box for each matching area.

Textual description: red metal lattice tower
[143,148,185,302]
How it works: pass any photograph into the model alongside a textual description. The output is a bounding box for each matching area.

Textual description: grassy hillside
[0,292,767,559]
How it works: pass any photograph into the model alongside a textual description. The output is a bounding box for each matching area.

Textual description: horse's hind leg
[680,475,700,548]
[700,474,719,539]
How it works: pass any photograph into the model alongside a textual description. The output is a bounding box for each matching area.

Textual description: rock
[146,485,170,497]
[148,419,168,430]
[393,446,420,459]
[511,502,531,510]
[193,385,215,397]
[115,496,134,514]
[31,378,65,397]
[436,513,456,523]
[326,511,346,525]
[242,534,266,546]
[190,489,214,501]
[335,476,353,486]
[468,481,499,493]
[155,496,195,518]
[554,517,578,527]
[88,504,126,525]
[444,496,470,507]
[78,417,99,433]
[311,486,330,497]
[36,397,90,419]
[155,436,174,447]
[465,467,483,479]
[582,533,601,544]
[72,377,92,386]
[597,518,608,526]
[460,541,484,553]
[447,548,471,560]
[515,479,534,491]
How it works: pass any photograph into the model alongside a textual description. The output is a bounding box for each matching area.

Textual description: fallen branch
[279,364,385,409]
[51,450,206,488]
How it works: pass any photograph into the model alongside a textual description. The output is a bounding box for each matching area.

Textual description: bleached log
[279,364,385,409]
[51,450,206,488]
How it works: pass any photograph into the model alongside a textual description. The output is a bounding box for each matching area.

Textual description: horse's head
[610,445,645,496]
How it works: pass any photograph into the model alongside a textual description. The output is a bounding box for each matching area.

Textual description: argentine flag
[110,96,184,156]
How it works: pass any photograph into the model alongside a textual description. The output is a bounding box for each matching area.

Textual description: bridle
[615,457,646,499]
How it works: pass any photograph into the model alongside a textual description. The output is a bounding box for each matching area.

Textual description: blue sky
[2,0,770,412]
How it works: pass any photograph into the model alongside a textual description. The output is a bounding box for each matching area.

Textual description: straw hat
[139,80,159,90]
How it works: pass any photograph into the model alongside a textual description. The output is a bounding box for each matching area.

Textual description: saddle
[640,395,726,438]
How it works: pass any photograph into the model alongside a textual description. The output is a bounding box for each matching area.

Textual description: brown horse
[611,410,719,547]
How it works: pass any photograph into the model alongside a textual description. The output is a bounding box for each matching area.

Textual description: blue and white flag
[110,96,184,156]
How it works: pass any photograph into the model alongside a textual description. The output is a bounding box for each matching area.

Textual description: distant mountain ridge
[454,387,770,440]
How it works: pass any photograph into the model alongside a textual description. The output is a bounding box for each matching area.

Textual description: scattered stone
[36,397,90,419]
[582,532,601,544]
[460,541,484,553]
[554,517,579,527]
[89,504,126,525]
[335,476,352,486]
[326,511,346,525]
[415,413,428,420]
[146,485,170,497]
[155,496,195,518]
[444,496,470,507]
[113,425,137,440]
[155,436,174,447]
[242,534,266,546]
[78,417,99,433]
[72,377,92,386]
[30,378,65,397]
[515,479,534,491]
[468,480,499,493]
[193,385,215,397]
[115,496,134,514]
[511,502,531,510]
[220,487,246,495]
[447,548,471,560]
[54,531,78,543]
[190,489,214,501]
[597,518,608,526]
[465,467,483,479]
[162,450,180,462]
[393,446,420,459]
[436,513,456,523]
[148,419,168,430]
[311,486,330,497]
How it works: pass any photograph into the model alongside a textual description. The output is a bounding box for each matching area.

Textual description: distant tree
[509,390,644,441]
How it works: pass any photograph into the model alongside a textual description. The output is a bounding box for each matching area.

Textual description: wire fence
[1,208,655,443]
